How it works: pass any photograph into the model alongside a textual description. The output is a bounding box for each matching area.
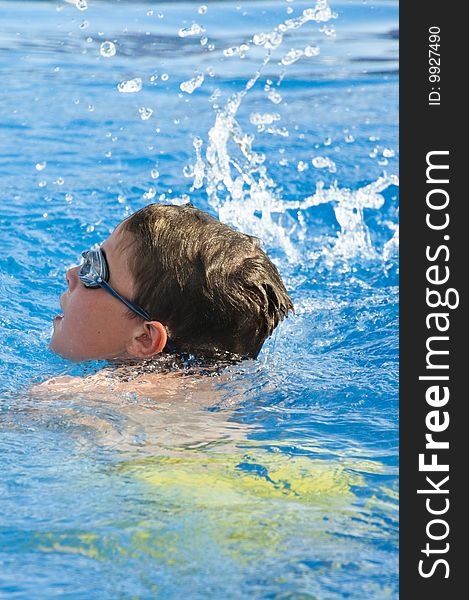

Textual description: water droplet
[250,112,280,126]
[150,168,160,179]
[198,5,208,14]
[86,224,95,233]
[297,161,309,172]
[304,45,320,57]
[200,36,208,46]
[319,25,336,37]
[253,33,265,46]
[43,212,48,218]
[75,0,88,11]
[100,41,116,58]
[324,137,332,146]
[178,23,206,38]
[209,85,221,100]
[281,48,303,66]
[180,73,204,94]
[223,47,237,57]
[143,188,156,200]
[138,107,153,120]
[147,9,153,16]
[345,134,355,143]
[382,147,395,158]
[117,77,142,93]
[157,12,164,19]
[207,44,215,52]
[183,165,194,178]
[55,177,65,185]
[267,90,282,104]
[161,73,169,81]
[105,151,112,158]
[117,194,125,204]
[253,30,283,50]
[65,193,73,203]
[267,126,289,137]
[35,161,47,171]
[287,6,294,14]
[38,180,47,187]
[311,156,337,173]
[88,104,94,111]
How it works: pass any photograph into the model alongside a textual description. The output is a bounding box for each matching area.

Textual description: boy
[50,203,293,363]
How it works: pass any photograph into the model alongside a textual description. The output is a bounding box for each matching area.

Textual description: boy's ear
[126,321,168,358]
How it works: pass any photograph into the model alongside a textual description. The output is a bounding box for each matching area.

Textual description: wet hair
[121,203,294,359]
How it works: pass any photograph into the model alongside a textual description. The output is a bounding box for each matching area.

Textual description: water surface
[0,1,398,598]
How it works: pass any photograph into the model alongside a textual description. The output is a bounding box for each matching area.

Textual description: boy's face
[50,224,144,362]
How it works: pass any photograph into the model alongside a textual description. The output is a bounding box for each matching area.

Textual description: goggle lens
[78,249,109,288]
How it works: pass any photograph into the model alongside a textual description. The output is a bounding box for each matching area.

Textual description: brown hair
[122,203,294,358]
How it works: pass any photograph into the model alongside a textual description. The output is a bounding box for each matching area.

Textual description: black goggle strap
[99,279,176,353]
[98,278,151,321]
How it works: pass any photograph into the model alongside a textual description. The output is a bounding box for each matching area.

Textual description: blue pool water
[0,1,398,597]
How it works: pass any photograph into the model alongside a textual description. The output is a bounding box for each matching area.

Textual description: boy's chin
[49,337,126,364]
[49,337,80,363]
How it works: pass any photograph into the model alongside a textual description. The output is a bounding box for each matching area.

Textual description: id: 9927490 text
[428,26,441,106]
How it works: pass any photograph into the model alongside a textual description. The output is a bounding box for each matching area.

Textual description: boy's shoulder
[31,370,169,398]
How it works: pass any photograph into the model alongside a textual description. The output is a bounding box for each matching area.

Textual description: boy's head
[50,203,293,363]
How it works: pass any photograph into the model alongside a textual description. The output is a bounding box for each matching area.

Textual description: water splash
[252,1,335,50]
[182,1,397,266]
[295,175,399,262]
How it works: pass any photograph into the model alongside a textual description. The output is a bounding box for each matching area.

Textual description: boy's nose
[66,266,80,289]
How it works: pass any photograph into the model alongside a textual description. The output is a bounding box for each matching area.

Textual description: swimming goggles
[78,248,176,353]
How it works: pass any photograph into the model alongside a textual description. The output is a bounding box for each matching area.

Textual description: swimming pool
[0,1,398,597]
